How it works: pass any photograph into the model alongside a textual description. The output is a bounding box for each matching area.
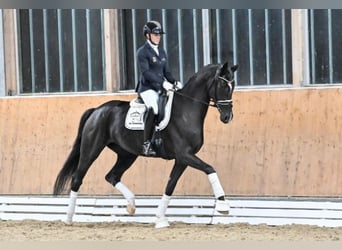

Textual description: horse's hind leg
[65,141,107,224]
[155,161,187,228]
[65,190,78,224]
[105,151,138,215]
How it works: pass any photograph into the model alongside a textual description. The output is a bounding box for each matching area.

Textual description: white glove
[174,81,183,90]
[162,81,175,91]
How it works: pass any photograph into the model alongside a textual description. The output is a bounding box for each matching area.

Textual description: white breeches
[140,89,159,115]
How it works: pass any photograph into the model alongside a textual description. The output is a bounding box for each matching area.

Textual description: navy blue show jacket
[136,42,175,93]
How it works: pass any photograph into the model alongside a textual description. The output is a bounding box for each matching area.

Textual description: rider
[136,20,177,156]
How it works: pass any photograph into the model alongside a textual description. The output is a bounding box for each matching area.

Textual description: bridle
[214,76,234,112]
[173,75,234,109]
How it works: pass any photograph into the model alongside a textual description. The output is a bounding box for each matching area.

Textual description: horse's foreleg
[184,154,230,214]
[208,172,230,214]
[155,163,187,228]
[155,194,171,228]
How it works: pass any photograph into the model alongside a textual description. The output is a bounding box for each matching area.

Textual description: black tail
[53,108,96,195]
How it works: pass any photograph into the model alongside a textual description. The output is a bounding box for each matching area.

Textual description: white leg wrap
[65,190,78,224]
[156,194,171,218]
[115,182,135,215]
[208,173,225,199]
[115,182,135,201]
[155,194,171,228]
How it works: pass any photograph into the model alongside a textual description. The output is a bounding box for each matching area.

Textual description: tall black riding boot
[142,107,157,156]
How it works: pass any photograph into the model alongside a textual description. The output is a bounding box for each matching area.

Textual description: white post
[202,9,211,66]
[0,9,5,97]
[291,9,310,86]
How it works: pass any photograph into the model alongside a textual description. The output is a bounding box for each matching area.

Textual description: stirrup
[142,141,156,156]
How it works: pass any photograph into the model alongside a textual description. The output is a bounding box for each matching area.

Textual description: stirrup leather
[142,141,156,156]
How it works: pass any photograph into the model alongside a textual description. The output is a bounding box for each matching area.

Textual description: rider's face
[150,33,161,45]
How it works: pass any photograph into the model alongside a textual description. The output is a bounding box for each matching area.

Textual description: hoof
[126,198,136,215]
[155,217,170,229]
[215,200,230,214]
[63,219,73,225]
[126,204,136,215]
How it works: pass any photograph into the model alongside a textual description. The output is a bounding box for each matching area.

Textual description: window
[119,9,203,90]
[210,9,292,86]
[13,9,342,95]
[119,9,292,89]
[308,9,342,84]
[18,9,105,94]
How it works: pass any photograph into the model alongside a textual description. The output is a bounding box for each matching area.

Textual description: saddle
[125,91,174,131]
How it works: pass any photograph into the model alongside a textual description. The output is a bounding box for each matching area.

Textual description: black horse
[53,62,238,228]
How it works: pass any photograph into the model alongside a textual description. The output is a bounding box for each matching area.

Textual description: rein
[173,90,216,107]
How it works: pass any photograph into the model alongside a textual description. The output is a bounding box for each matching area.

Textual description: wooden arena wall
[0,87,341,197]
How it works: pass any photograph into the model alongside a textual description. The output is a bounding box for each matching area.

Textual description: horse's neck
[175,65,217,119]
[182,78,210,105]
[177,78,211,116]
[182,65,215,104]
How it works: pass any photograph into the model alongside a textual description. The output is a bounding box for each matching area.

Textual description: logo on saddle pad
[125,91,174,131]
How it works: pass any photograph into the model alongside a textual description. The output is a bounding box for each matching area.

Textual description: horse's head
[210,62,238,124]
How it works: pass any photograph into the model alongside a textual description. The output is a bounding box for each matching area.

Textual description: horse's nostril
[221,114,229,123]
[221,113,233,123]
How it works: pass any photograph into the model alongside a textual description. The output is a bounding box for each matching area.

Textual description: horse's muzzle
[217,100,233,124]
[221,112,233,124]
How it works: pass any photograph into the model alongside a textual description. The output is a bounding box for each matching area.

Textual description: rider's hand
[162,81,175,91]
[174,81,183,90]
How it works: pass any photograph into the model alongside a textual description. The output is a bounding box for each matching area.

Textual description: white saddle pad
[125,91,174,131]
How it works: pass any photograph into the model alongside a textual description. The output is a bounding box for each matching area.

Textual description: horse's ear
[231,64,238,72]
[218,62,229,76]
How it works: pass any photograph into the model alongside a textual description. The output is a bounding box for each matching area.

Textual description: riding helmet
[143,20,165,36]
